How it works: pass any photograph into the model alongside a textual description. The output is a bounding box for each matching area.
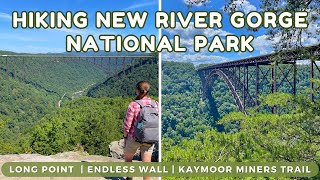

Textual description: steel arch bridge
[197,45,320,114]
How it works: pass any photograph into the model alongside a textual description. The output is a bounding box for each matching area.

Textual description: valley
[0,52,158,157]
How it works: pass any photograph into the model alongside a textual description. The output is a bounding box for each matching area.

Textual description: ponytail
[135,81,150,100]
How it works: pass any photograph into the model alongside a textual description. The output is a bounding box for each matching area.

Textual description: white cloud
[302,13,320,46]
[238,0,257,13]
[123,1,157,11]
[242,3,318,52]
[252,13,319,55]
[165,25,203,38]
[252,22,319,55]
[163,22,232,65]
[223,0,257,14]
[0,12,11,20]
[164,22,231,52]
[204,28,230,37]
[252,35,273,55]
[165,22,230,39]
[162,51,230,65]
[184,0,211,7]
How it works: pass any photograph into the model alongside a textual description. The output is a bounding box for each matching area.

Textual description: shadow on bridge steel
[197,44,320,114]
[202,83,220,118]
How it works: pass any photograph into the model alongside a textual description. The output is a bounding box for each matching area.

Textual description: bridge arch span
[197,44,320,114]
[204,69,246,113]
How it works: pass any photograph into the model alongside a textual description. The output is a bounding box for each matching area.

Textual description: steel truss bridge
[0,54,158,79]
[197,45,320,114]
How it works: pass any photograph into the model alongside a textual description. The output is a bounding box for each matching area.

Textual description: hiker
[123,81,159,180]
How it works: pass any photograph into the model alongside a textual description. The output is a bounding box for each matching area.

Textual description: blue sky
[0,0,158,53]
[0,0,318,62]
[162,0,320,65]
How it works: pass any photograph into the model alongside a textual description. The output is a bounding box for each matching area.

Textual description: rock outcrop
[0,151,158,180]
[108,139,158,162]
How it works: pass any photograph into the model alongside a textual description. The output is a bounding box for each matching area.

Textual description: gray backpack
[134,100,159,144]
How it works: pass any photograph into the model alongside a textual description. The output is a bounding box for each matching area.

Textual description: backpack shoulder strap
[134,100,145,108]
[150,100,156,108]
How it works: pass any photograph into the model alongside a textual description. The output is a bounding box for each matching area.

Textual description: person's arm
[155,101,159,112]
[123,103,135,143]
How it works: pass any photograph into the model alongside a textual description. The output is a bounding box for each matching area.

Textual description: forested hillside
[162,61,238,140]
[0,53,158,156]
[30,97,130,156]
[162,61,320,179]
[0,56,108,154]
[0,70,56,153]
[162,62,212,141]
[1,58,107,96]
[88,63,158,98]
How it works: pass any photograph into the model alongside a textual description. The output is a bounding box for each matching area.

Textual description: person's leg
[140,144,155,180]
[124,151,135,162]
[124,138,140,180]
[124,138,139,161]
[141,151,152,162]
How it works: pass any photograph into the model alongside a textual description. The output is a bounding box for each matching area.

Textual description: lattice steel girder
[223,69,255,107]
[197,44,320,71]
[203,69,246,113]
[197,45,320,114]
[277,64,296,92]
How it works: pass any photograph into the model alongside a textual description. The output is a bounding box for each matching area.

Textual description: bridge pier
[6,56,8,72]
[255,63,259,105]
[13,62,16,79]
[197,44,320,114]
[242,65,245,110]
[310,58,314,102]
[122,57,126,76]
[293,60,297,95]
[108,57,111,75]
[272,62,277,113]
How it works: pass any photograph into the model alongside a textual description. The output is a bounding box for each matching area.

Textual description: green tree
[30,97,131,156]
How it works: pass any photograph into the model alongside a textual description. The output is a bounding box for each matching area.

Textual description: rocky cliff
[109,139,159,162]
[0,139,159,180]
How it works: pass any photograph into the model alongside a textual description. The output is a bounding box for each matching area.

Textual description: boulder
[109,139,158,162]
[0,151,158,180]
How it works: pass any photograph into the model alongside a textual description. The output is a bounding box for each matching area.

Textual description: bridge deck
[197,44,320,113]
[197,44,320,71]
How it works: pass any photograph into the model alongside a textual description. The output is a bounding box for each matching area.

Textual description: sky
[0,0,158,53]
[162,0,320,65]
[0,0,318,64]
